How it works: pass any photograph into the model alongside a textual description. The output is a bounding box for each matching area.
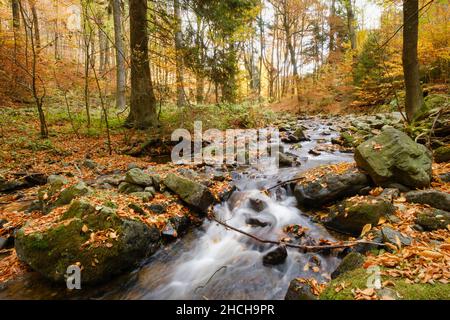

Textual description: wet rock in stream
[294,168,371,208]
[284,278,317,300]
[163,173,215,214]
[262,245,287,266]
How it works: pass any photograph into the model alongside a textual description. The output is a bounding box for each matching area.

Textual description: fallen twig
[209,216,384,252]
[266,177,304,191]
[194,265,227,294]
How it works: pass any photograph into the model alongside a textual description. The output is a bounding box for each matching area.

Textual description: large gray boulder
[15,200,160,284]
[354,126,432,188]
[163,173,215,214]
[405,190,450,211]
[294,169,371,208]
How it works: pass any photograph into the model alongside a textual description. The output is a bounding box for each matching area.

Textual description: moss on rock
[320,268,450,300]
[15,200,160,284]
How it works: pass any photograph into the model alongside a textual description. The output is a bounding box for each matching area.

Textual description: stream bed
[0,118,354,300]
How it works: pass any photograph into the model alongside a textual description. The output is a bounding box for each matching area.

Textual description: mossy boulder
[414,94,449,121]
[54,182,92,206]
[320,268,450,300]
[354,126,432,188]
[433,145,450,163]
[325,196,395,236]
[38,180,91,213]
[293,128,309,142]
[118,182,144,194]
[47,175,69,191]
[331,252,365,279]
[15,200,160,284]
[163,173,215,214]
[124,168,154,187]
[416,209,450,231]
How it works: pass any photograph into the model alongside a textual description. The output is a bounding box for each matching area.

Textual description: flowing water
[0,117,354,300]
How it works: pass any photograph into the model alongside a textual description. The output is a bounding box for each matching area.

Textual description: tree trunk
[112,0,126,110]
[12,0,20,29]
[98,22,105,73]
[402,0,424,122]
[127,0,158,129]
[345,0,357,50]
[282,13,301,105]
[195,14,204,104]
[221,44,237,103]
[174,0,186,107]
[29,0,40,48]
[328,0,336,54]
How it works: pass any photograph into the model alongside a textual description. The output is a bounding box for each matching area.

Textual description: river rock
[439,173,450,183]
[0,237,9,250]
[118,182,144,194]
[325,196,395,236]
[125,168,153,187]
[294,168,371,208]
[248,198,268,212]
[146,203,167,214]
[405,190,450,211]
[130,192,154,202]
[163,173,215,214]
[128,203,146,215]
[354,126,432,188]
[15,200,160,284]
[331,252,365,279]
[434,146,450,163]
[284,278,317,300]
[381,226,412,247]
[379,188,400,202]
[54,181,92,206]
[278,152,297,167]
[245,217,270,227]
[416,209,450,231]
[263,245,287,265]
[82,159,98,170]
[293,128,309,142]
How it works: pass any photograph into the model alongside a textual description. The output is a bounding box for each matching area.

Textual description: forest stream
[0,118,356,300]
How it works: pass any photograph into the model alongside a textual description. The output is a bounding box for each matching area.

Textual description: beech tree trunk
[112,0,126,110]
[29,0,40,48]
[345,0,356,50]
[174,0,186,107]
[127,0,158,129]
[403,0,424,122]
